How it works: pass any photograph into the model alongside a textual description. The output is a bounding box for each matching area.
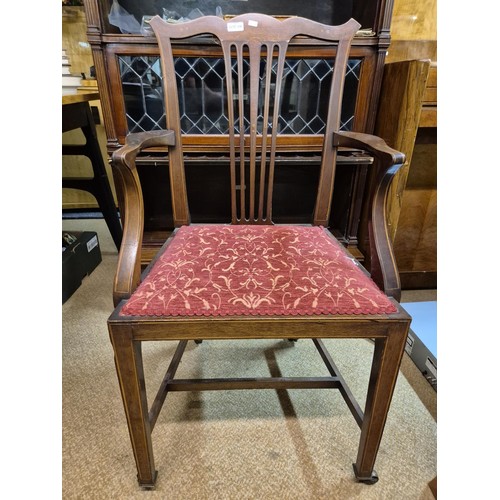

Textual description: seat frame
[108,13,410,489]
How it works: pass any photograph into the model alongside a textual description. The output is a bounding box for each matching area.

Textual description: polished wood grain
[62,92,99,105]
[371,59,430,243]
[386,0,436,64]
[419,66,437,128]
[151,14,360,227]
[109,324,157,488]
[111,130,175,305]
[426,66,437,88]
[390,0,437,42]
[108,305,410,486]
[386,39,437,64]
[62,6,94,76]
[380,61,437,289]
[394,187,437,271]
[106,13,410,489]
[332,131,405,301]
[354,326,407,481]
[419,107,437,128]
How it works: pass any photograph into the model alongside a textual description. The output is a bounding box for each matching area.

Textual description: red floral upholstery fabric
[120,225,397,317]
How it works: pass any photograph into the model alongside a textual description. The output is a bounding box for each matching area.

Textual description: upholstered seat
[120,225,397,318]
[107,13,411,489]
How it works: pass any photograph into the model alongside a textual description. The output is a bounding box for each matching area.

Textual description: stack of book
[62,49,82,95]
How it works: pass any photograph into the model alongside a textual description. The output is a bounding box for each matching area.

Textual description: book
[63,74,82,86]
[62,50,82,95]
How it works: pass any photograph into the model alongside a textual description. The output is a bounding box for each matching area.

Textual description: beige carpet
[62,219,436,499]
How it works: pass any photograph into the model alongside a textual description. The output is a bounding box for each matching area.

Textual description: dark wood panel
[400,271,437,290]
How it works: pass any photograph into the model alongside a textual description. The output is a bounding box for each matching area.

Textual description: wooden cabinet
[393,65,436,289]
[370,0,437,289]
[82,0,399,264]
[371,61,436,289]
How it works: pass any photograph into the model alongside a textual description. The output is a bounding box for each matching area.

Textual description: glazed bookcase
[83,0,397,264]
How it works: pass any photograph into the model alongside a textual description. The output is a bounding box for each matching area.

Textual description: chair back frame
[150,14,361,226]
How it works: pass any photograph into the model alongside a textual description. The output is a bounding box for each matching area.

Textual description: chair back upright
[150,14,361,226]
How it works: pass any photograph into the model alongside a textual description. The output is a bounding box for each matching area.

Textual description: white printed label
[87,235,98,252]
[248,20,259,27]
[228,22,244,32]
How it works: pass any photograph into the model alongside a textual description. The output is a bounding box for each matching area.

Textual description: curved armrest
[333,131,405,165]
[333,131,406,301]
[111,130,175,307]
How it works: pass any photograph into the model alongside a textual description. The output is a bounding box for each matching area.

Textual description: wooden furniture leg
[108,325,157,488]
[353,325,408,483]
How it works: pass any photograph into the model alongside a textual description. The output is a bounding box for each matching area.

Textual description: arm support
[333,131,406,301]
[111,130,175,307]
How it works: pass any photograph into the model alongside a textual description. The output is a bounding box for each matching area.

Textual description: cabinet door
[105,44,372,147]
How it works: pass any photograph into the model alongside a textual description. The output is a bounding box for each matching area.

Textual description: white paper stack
[62,49,82,95]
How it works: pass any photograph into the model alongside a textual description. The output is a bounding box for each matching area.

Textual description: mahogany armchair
[108,13,411,489]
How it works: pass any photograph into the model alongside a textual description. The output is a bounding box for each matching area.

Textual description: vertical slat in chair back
[150,14,360,226]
